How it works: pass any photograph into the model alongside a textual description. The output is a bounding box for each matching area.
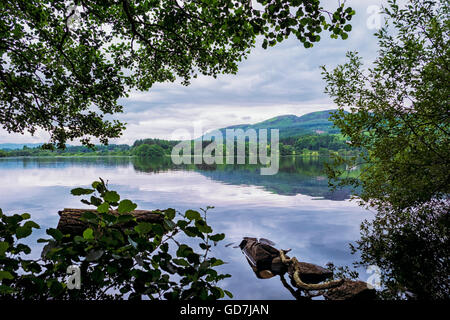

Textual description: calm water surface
[0,156,372,299]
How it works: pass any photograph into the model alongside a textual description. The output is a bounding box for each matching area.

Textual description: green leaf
[0,242,9,256]
[90,196,102,206]
[224,290,233,298]
[104,191,120,203]
[92,181,100,188]
[134,222,152,235]
[177,220,189,228]
[172,258,189,267]
[21,213,31,220]
[164,208,176,220]
[97,202,110,213]
[16,226,32,239]
[163,219,176,231]
[195,220,213,234]
[23,221,40,229]
[48,279,64,297]
[102,213,118,224]
[118,200,137,214]
[183,226,203,238]
[185,210,201,221]
[262,39,268,49]
[0,285,14,294]
[209,233,225,242]
[211,258,225,267]
[176,245,193,258]
[71,188,95,196]
[92,181,103,191]
[16,244,31,254]
[152,223,165,236]
[0,271,14,281]
[211,287,224,299]
[46,228,63,241]
[83,228,94,240]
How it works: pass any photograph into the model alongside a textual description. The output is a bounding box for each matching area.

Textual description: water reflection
[0,156,368,299]
[131,156,355,200]
[352,199,449,299]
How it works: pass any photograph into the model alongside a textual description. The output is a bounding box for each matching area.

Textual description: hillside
[0,143,43,150]
[204,109,341,140]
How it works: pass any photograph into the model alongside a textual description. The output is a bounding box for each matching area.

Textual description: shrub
[0,179,231,300]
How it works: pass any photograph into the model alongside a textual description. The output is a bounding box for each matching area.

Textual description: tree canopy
[322,0,449,299]
[323,0,449,211]
[0,0,354,148]
[134,143,166,158]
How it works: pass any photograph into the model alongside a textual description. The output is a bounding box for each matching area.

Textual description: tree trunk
[57,208,164,236]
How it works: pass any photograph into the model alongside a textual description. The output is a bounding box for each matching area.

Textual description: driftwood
[239,237,288,278]
[57,208,164,236]
[279,250,344,291]
[239,237,333,283]
[323,280,377,300]
[239,237,376,300]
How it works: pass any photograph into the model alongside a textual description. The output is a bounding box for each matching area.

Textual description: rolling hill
[203,109,341,140]
[0,143,43,150]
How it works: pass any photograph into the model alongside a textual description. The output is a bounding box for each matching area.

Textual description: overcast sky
[1,0,387,145]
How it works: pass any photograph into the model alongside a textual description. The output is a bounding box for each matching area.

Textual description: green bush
[0,179,231,300]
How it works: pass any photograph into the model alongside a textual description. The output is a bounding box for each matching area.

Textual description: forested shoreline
[0,133,358,158]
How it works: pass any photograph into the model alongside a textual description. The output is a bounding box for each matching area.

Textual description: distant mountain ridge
[204,109,341,139]
[1,110,342,148]
[0,143,43,150]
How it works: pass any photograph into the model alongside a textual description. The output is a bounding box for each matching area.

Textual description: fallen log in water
[323,280,377,300]
[239,237,376,300]
[239,237,333,283]
[57,208,164,236]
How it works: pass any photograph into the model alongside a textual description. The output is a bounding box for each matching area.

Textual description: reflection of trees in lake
[0,156,132,169]
[132,156,449,299]
[353,199,449,299]
[131,156,354,200]
[132,156,174,173]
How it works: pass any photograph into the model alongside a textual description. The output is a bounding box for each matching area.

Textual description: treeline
[133,138,179,150]
[0,134,358,158]
[279,133,357,156]
[0,144,131,157]
[0,139,179,158]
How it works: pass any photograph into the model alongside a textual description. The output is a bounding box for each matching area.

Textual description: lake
[0,156,372,299]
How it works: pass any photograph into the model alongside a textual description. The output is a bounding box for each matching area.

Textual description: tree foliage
[322,0,449,299]
[0,179,230,300]
[0,0,354,148]
[133,143,166,158]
